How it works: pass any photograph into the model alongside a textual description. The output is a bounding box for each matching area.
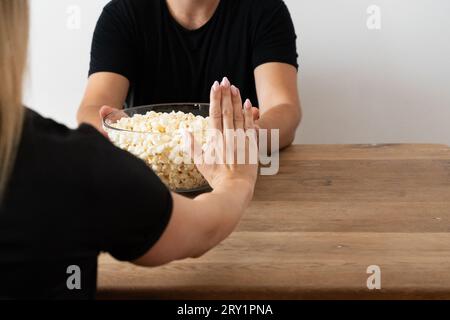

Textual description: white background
[26,0,450,145]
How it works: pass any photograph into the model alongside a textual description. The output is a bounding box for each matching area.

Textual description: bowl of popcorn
[103,103,211,193]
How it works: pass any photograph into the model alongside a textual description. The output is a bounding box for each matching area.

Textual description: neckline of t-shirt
[162,0,223,34]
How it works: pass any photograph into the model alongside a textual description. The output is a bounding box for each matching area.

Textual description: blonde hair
[0,0,29,199]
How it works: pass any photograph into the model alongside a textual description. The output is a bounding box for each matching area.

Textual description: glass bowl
[103,103,211,194]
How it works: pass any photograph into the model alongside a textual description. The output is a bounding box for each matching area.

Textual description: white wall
[26,0,108,127]
[26,0,450,145]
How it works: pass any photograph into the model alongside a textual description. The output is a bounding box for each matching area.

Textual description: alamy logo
[66,5,81,30]
[66,265,81,290]
[366,265,381,290]
[182,128,280,176]
[367,5,382,30]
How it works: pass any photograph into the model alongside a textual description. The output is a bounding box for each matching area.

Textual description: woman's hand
[189,77,259,191]
[135,79,259,267]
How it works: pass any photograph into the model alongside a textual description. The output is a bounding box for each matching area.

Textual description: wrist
[212,177,255,200]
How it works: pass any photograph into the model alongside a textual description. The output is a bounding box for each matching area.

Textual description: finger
[252,107,260,121]
[182,131,203,165]
[209,81,222,131]
[244,100,258,162]
[220,77,234,130]
[231,85,244,130]
[244,99,255,130]
[245,129,259,166]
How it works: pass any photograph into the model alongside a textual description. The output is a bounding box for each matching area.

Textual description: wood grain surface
[97,144,450,300]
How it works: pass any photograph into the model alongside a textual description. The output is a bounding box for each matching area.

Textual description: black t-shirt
[0,109,173,299]
[89,0,298,107]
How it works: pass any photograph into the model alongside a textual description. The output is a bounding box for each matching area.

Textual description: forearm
[190,179,254,257]
[77,72,130,129]
[257,103,302,150]
[133,179,254,267]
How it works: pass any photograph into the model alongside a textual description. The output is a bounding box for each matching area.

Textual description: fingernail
[244,99,252,110]
[212,81,220,91]
[231,85,239,96]
[221,77,230,87]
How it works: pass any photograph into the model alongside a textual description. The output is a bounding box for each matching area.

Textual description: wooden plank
[98,232,450,300]
[239,201,450,233]
[254,159,450,202]
[281,144,450,161]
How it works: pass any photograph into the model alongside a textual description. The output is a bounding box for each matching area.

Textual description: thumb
[182,131,203,165]
[99,105,116,119]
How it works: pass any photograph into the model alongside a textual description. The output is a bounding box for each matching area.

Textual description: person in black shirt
[0,0,257,299]
[77,0,302,149]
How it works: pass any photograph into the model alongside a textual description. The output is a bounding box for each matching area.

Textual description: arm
[254,62,302,150]
[134,179,253,266]
[77,72,129,131]
[134,78,259,267]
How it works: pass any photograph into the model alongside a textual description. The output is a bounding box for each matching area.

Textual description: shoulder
[99,0,160,32]
[24,108,103,150]
[21,109,162,191]
[22,109,145,172]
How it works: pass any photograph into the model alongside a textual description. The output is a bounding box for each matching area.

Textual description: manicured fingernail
[244,99,252,110]
[231,85,239,96]
[212,81,220,91]
[221,77,230,87]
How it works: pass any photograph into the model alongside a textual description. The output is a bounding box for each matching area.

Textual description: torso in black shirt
[89,0,298,107]
[0,109,172,299]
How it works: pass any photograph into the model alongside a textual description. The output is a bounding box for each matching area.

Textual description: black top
[0,109,173,299]
[89,0,298,107]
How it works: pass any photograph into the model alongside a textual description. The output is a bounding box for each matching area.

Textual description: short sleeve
[89,1,138,81]
[251,0,299,70]
[80,125,173,261]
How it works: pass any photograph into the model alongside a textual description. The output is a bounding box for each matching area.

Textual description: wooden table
[98,144,450,300]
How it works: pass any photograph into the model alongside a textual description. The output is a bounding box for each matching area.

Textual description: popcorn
[106,111,209,190]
